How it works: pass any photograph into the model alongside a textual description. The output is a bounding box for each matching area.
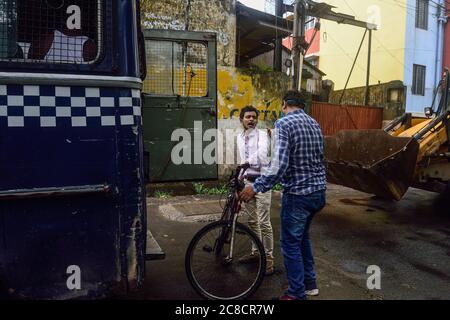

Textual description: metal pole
[339,29,367,104]
[298,1,306,91]
[274,0,283,72]
[364,29,372,106]
[290,1,299,89]
[298,46,304,91]
[290,0,306,90]
[182,0,191,96]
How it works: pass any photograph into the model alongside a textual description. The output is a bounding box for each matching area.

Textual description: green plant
[154,190,172,199]
[193,182,206,194]
[273,183,283,191]
[193,183,229,195]
[206,185,229,195]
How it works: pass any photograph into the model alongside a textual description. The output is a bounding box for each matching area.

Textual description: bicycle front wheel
[185,220,266,300]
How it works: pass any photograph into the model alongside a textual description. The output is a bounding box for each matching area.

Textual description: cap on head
[283,90,307,108]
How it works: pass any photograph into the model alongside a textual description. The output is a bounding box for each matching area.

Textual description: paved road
[125,184,450,300]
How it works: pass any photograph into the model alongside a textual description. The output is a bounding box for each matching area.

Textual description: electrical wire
[325,31,382,83]
[342,0,416,73]
[390,0,448,20]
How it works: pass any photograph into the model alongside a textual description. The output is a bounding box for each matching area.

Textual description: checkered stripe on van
[0,85,141,127]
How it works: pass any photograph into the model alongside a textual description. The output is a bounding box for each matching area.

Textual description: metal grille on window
[412,64,426,96]
[415,0,428,30]
[143,39,208,97]
[0,0,102,64]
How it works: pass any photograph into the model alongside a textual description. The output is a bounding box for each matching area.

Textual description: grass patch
[154,190,173,199]
[193,183,229,195]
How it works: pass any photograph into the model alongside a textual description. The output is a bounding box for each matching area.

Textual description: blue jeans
[280,190,326,300]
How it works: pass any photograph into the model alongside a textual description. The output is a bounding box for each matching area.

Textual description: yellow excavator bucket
[324,130,420,200]
[324,70,450,200]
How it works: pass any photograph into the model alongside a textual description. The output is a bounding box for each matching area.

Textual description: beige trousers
[242,180,274,258]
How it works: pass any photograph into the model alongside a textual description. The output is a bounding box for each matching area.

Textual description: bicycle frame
[185,163,267,300]
[213,164,249,260]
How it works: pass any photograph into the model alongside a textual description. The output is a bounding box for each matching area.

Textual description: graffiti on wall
[217,68,284,122]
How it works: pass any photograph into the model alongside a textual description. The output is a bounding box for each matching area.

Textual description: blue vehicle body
[0,0,147,298]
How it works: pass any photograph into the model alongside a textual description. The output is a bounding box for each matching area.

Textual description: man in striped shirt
[240,90,327,300]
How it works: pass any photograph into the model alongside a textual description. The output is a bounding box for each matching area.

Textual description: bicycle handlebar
[229,163,250,193]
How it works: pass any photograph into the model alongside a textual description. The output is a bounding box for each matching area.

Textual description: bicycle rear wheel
[185,220,266,300]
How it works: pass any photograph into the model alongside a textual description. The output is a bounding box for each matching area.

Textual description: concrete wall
[217,67,287,121]
[141,0,236,67]
[141,0,289,179]
[329,81,406,120]
[248,49,291,74]
[142,0,291,123]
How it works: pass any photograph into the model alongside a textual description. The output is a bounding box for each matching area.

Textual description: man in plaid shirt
[240,90,327,300]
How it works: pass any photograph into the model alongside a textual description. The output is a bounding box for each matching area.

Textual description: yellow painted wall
[143,66,287,122]
[319,0,407,90]
[217,68,254,119]
[217,68,287,121]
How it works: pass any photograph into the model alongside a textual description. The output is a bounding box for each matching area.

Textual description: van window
[0,0,17,58]
[0,0,102,64]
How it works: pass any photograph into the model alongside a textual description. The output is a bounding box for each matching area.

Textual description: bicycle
[185,164,267,300]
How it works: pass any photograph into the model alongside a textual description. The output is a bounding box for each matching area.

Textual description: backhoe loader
[325,70,450,202]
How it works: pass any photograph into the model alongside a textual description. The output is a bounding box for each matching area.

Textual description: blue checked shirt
[252,109,327,195]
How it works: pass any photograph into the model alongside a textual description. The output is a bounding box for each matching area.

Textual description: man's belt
[245,175,260,182]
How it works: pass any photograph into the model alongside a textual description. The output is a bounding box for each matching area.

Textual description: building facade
[443,1,450,72]
[403,0,446,112]
[316,0,447,113]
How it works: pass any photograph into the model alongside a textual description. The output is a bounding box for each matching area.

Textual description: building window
[387,88,404,103]
[0,0,102,64]
[412,64,426,96]
[415,0,428,30]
